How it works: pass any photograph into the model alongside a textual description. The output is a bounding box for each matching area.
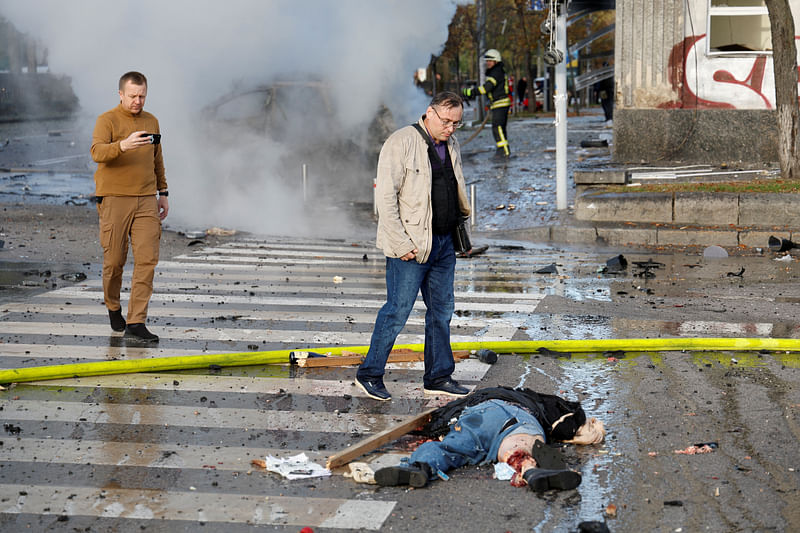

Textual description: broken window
[708,0,771,54]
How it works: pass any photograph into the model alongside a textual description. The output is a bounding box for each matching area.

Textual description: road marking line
[0,484,395,530]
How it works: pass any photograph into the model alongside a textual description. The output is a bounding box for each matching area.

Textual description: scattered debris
[362,254,368,262]
[580,139,609,148]
[768,236,798,253]
[604,503,617,518]
[726,267,745,278]
[495,204,506,210]
[333,276,344,284]
[537,346,571,357]
[663,500,684,507]
[703,245,728,258]
[458,244,489,258]
[535,263,558,274]
[632,259,665,269]
[4,423,22,435]
[674,442,717,455]
[475,349,498,364]
[601,254,627,274]
[578,521,611,533]
[775,254,793,262]
[261,453,331,480]
[60,272,87,282]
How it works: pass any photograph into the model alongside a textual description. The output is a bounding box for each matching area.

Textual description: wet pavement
[1,113,799,532]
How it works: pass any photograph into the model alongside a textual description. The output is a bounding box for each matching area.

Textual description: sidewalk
[464,111,798,252]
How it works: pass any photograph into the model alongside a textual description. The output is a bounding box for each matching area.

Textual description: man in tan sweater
[90,71,168,342]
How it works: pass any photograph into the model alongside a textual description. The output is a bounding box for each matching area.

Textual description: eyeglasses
[431,106,464,130]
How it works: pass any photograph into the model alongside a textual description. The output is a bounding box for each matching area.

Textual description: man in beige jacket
[91,71,168,342]
[356,91,471,401]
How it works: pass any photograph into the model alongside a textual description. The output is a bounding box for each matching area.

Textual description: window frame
[707,0,772,56]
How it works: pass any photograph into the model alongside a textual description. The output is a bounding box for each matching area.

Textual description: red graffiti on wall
[662,34,800,109]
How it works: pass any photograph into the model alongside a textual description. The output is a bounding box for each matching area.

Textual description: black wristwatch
[159,190,169,197]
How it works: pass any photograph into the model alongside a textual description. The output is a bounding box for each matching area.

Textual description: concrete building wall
[613,0,800,164]
[615,0,684,110]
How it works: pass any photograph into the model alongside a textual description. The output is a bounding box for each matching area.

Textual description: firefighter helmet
[484,49,502,62]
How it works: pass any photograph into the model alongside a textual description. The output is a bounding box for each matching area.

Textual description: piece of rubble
[703,245,728,258]
[60,272,87,282]
[674,442,717,455]
[535,263,558,274]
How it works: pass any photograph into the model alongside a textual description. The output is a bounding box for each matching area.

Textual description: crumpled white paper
[264,453,331,480]
[494,462,515,481]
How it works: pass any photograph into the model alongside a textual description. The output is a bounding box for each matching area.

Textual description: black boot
[108,308,126,332]
[491,148,508,160]
[125,323,159,342]
[531,440,566,470]
[374,462,431,488]
[523,468,581,492]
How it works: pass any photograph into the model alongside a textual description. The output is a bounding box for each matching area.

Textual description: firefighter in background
[463,49,511,159]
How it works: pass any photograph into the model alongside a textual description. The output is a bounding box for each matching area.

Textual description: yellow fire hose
[1,338,799,385]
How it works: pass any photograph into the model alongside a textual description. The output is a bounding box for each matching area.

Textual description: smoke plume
[2,0,457,236]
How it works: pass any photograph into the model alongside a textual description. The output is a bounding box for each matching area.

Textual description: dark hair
[119,71,148,90]
[430,91,464,110]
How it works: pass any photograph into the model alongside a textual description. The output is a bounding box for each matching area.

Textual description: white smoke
[2,0,457,236]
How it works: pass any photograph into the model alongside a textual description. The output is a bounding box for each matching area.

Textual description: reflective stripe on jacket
[478,62,511,109]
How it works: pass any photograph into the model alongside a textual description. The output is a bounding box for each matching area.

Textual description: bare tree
[764,0,800,178]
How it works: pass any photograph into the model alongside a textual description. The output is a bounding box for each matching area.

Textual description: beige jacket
[375,116,471,263]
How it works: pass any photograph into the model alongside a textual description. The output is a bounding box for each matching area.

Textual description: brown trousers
[97,196,161,324]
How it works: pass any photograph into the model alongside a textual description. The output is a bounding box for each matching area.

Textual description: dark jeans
[410,399,545,473]
[357,233,456,388]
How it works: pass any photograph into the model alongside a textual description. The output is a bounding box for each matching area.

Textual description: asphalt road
[1,112,799,532]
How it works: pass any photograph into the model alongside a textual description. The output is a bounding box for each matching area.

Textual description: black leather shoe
[523,468,581,491]
[125,323,159,342]
[355,376,391,401]
[531,440,566,470]
[108,308,126,332]
[375,462,431,488]
[423,379,469,397]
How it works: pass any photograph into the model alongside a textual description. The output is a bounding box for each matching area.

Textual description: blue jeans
[410,399,545,473]
[357,233,456,388]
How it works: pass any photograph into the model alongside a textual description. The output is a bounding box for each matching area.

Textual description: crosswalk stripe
[0,438,325,470]
[2,399,418,433]
[0,320,515,345]
[1,235,576,529]
[0,484,395,530]
[0,302,523,329]
[51,278,546,300]
[36,286,543,312]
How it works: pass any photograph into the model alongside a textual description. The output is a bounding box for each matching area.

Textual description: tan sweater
[91,104,167,196]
